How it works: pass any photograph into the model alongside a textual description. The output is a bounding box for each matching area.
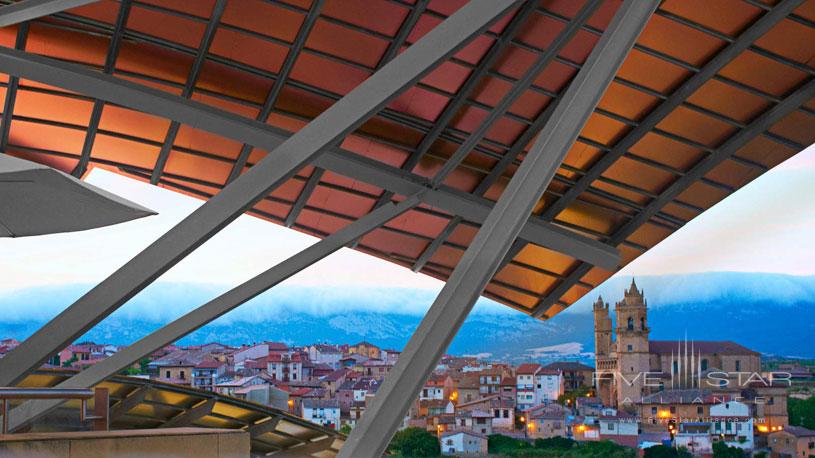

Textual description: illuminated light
[757,425,769,433]
[577,425,587,433]
[658,410,671,419]
[520,416,526,423]
[527,422,535,430]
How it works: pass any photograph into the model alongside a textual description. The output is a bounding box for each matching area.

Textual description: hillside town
[2,282,814,456]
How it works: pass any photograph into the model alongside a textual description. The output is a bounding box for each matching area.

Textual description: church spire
[628,278,639,295]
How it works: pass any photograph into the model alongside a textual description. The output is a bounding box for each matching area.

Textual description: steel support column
[337,2,657,456]
[6,196,422,430]
[0,0,519,387]
[0,0,97,27]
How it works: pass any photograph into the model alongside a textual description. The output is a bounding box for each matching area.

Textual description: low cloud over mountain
[1,272,813,360]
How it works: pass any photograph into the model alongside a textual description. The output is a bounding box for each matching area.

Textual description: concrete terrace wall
[0,427,249,458]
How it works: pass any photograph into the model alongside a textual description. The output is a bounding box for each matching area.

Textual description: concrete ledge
[0,427,249,458]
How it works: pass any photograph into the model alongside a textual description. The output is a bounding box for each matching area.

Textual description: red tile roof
[515,363,541,375]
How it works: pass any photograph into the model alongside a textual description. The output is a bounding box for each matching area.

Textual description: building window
[670,407,676,414]
[673,361,678,374]
[627,345,633,352]
[735,360,740,371]
[697,406,703,415]
[166,370,170,378]
[640,318,645,330]
[608,423,615,431]
[652,407,658,415]
[701,359,708,371]
[180,370,185,380]
[627,317,634,330]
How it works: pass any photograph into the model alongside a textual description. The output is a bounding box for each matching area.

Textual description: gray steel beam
[377,0,427,67]
[162,398,216,428]
[0,0,518,388]
[0,45,619,267]
[71,0,131,177]
[284,167,323,227]
[247,417,280,438]
[337,2,656,456]
[532,76,815,317]
[0,0,96,27]
[273,437,339,457]
[411,0,598,271]
[539,0,803,222]
[150,0,225,184]
[5,195,418,430]
[225,0,324,185]
[0,21,27,152]
[108,385,149,422]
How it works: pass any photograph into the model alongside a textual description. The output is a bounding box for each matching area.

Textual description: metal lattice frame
[532,76,815,317]
[0,0,522,387]
[2,0,810,225]
[0,0,807,313]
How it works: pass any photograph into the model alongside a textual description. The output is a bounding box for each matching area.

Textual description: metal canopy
[17,369,345,456]
[0,153,155,236]
[0,0,520,387]
[0,0,811,455]
[0,0,808,320]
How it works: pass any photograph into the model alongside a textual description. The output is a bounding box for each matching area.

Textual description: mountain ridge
[1,271,813,360]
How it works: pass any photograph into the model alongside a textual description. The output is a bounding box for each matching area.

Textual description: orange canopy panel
[1,0,813,318]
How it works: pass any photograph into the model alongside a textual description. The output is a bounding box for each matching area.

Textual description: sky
[2,142,815,310]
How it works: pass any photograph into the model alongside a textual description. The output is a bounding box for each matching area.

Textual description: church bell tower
[593,296,614,406]
[614,279,650,409]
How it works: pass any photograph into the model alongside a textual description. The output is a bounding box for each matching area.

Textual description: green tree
[339,424,352,435]
[712,441,745,458]
[388,427,439,457]
[557,385,591,406]
[643,445,692,458]
[789,396,815,429]
[61,355,77,368]
[534,436,575,450]
[489,434,532,454]
[577,440,637,458]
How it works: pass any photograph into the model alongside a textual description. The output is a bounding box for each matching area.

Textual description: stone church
[593,279,761,408]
